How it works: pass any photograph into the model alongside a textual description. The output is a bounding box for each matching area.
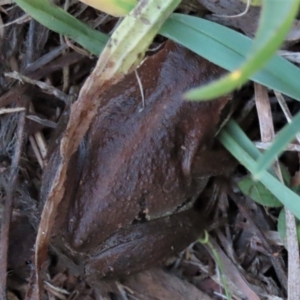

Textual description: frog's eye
[79,0,137,17]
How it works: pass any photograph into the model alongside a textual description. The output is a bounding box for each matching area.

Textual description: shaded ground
[0,1,300,299]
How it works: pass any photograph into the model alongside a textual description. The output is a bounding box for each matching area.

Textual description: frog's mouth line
[173,196,194,213]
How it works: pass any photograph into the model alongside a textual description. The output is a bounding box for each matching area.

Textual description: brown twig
[0,51,83,109]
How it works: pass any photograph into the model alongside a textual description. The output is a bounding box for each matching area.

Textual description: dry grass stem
[0,107,25,115]
[212,0,250,18]
[5,72,68,103]
[255,141,300,152]
[255,83,300,299]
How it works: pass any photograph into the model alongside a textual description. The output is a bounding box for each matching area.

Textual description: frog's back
[65,41,229,251]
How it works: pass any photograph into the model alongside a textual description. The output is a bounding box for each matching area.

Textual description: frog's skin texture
[44,41,232,280]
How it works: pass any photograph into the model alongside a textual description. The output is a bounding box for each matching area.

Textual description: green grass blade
[14,0,108,55]
[253,110,300,179]
[218,123,300,220]
[183,0,300,101]
[224,119,299,185]
[160,14,300,102]
[252,1,295,53]
[160,10,300,102]
[160,14,249,70]
[223,120,275,177]
[224,121,262,160]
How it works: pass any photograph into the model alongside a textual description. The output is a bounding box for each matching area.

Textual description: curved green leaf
[182,0,300,101]
[160,12,300,102]
[14,0,108,55]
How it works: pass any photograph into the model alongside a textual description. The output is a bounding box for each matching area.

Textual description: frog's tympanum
[43,41,232,282]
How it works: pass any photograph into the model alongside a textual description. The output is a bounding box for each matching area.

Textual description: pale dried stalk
[255,83,300,299]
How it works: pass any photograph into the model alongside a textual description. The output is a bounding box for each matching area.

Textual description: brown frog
[43,41,233,282]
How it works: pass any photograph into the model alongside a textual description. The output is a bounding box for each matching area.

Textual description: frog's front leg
[84,208,211,282]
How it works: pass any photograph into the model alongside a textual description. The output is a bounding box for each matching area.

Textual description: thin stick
[255,83,300,298]
[274,90,300,300]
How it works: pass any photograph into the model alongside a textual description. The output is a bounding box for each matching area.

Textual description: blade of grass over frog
[184,0,300,101]
[96,0,181,78]
[160,14,249,70]
[218,128,300,220]
[253,110,300,180]
[160,14,300,102]
[14,0,108,55]
[79,0,137,16]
